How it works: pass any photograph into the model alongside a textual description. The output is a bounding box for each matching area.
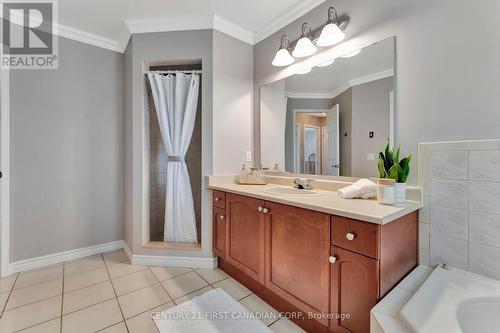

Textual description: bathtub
[400,264,500,333]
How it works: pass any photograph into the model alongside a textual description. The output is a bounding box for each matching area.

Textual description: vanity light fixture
[341,49,361,58]
[297,68,312,75]
[317,7,345,46]
[271,6,349,66]
[272,35,295,67]
[292,23,317,58]
[316,59,335,67]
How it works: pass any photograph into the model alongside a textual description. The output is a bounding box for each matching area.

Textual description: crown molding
[124,16,213,35]
[56,23,123,53]
[254,0,326,44]
[213,15,254,45]
[286,69,394,100]
[117,24,132,52]
[285,91,337,99]
[348,69,394,87]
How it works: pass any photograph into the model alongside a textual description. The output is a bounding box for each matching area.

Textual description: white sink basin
[262,187,320,196]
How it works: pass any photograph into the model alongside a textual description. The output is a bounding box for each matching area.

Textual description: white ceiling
[285,37,395,97]
[55,0,326,51]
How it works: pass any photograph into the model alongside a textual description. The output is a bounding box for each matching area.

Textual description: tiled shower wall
[418,139,500,280]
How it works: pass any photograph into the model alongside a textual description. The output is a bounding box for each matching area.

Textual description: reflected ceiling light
[272,35,295,67]
[341,49,362,58]
[316,59,335,67]
[292,23,317,58]
[297,68,312,75]
[317,7,346,46]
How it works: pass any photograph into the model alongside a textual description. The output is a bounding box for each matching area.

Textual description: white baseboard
[131,254,217,269]
[4,240,125,276]
[2,239,217,277]
[122,241,133,261]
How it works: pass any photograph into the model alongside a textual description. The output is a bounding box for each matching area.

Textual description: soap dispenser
[239,163,248,183]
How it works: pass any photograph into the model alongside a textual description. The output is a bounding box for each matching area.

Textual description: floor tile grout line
[193,267,232,287]
[3,285,63,313]
[12,275,63,292]
[149,266,195,283]
[94,320,126,333]
[59,263,65,333]
[148,266,175,303]
[11,315,61,333]
[59,295,117,317]
[102,254,130,333]
[0,272,19,318]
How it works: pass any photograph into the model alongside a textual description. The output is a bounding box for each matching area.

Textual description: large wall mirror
[260,36,395,178]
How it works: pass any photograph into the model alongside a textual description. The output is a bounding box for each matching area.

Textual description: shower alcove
[144,60,202,250]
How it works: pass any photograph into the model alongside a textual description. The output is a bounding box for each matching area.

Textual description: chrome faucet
[293,178,314,190]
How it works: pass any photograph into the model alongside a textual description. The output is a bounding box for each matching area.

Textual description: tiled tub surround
[0,250,306,333]
[418,139,500,279]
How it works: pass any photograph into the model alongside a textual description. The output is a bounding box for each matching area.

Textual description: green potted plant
[378,142,412,202]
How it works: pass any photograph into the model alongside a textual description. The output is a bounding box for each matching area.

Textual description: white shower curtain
[148,72,200,243]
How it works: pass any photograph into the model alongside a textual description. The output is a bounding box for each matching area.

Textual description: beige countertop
[207,176,422,225]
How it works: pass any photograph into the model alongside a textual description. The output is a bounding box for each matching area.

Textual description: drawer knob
[215,197,220,202]
[258,206,264,212]
[220,215,225,220]
[346,232,356,241]
[329,256,337,264]
[262,208,270,214]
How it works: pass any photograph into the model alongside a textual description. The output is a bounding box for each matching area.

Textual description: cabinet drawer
[331,216,379,259]
[213,191,226,209]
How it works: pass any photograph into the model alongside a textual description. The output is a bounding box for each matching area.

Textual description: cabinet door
[330,246,379,333]
[226,193,265,283]
[212,207,227,258]
[265,202,330,324]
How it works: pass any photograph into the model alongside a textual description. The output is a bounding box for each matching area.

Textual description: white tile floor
[0,250,307,333]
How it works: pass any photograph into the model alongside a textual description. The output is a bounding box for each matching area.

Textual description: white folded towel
[338,178,378,199]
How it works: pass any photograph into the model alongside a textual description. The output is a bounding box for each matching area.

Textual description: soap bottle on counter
[239,163,249,183]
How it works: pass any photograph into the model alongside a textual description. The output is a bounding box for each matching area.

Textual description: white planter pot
[394,182,406,203]
[377,185,395,205]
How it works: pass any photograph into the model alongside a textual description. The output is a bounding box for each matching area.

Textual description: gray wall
[332,89,352,176]
[254,0,500,184]
[10,37,124,261]
[125,30,214,258]
[213,31,253,174]
[351,77,392,177]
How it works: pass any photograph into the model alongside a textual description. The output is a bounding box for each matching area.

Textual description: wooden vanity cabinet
[225,193,266,284]
[212,191,418,333]
[264,202,330,324]
[330,246,379,333]
[212,207,227,258]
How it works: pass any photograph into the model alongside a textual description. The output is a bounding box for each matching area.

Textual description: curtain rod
[146,70,202,74]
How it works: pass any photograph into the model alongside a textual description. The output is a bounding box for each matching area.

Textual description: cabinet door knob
[220,215,225,220]
[215,197,220,202]
[262,208,270,214]
[258,206,264,212]
[329,256,337,264]
[346,232,356,241]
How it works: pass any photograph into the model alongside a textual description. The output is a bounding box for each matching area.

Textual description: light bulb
[317,23,345,46]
